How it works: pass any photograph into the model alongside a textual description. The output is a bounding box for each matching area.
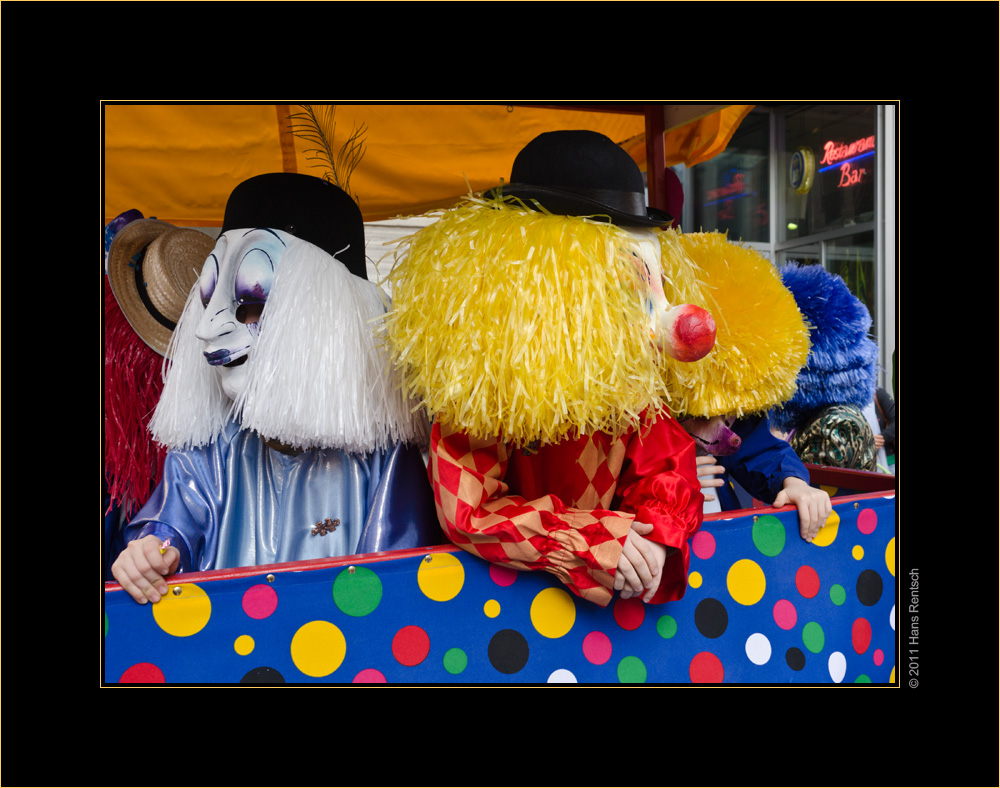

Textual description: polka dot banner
[104,494,897,684]
[152,583,211,637]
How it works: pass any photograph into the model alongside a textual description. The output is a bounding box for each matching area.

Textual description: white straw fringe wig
[151,237,428,453]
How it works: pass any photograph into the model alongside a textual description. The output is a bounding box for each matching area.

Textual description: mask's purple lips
[204,348,249,367]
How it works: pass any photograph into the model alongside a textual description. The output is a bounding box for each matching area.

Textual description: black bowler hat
[485,129,672,228]
[221,172,368,279]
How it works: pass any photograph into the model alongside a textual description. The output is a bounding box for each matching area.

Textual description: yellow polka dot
[234,634,255,655]
[811,510,840,547]
[152,583,212,637]
[890,665,896,683]
[852,545,864,560]
[820,484,838,497]
[417,552,465,601]
[688,571,703,589]
[530,587,576,639]
[885,537,895,577]
[290,620,346,677]
[727,559,766,606]
[484,599,501,618]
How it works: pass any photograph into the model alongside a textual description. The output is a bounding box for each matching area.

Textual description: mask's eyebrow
[241,228,288,246]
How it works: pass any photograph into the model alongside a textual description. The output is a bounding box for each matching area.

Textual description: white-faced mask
[195,228,291,401]
[624,227,716,363]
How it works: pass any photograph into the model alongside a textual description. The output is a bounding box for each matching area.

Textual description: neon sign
[706,170,748,203]
[819,135,875,167]
[819,135,874,188]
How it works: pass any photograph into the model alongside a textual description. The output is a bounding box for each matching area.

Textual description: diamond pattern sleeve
[429,421,635,607]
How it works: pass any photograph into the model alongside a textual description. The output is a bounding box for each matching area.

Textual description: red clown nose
[661,304,717,362]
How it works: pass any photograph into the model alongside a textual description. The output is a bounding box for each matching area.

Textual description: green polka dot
[657,615,678,639]
[443,648,468,675]
[752,515,786,557]
[802,621,825,654]
[332,566,383,617]
[829,584,847,606]
[617,655,647,684]
[854,674,872,683]
[104,612,109,637]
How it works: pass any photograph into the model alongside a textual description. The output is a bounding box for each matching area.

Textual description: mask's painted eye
[236,302,265,324]
[234,246,275,324]
[199,255,219,307]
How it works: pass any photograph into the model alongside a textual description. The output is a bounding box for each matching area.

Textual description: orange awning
[103,103,751,225]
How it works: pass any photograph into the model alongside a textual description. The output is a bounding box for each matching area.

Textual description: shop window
[781,104,876,241]
[690,111,770,243]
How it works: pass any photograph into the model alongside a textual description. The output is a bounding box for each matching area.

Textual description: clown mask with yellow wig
[383,130,717,446]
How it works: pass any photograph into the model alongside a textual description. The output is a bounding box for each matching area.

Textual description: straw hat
[106,219,216,356]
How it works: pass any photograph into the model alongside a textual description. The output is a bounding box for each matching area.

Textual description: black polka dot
[785,647,806,671]
[694,597,728,639]
[241,666,285,684]
[488,629,529,674]
[856,569,883,606]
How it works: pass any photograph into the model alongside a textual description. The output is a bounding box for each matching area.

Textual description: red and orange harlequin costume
[385,130,717,607]
[429,414,702,607]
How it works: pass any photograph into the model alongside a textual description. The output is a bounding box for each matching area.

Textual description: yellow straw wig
[658,231,810,418]
[383,200,670,445]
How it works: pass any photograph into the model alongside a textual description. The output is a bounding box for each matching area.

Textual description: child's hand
[615,521,672,602]
[111,535,180,604]
[772,477,832,543]
[695,455,725,501]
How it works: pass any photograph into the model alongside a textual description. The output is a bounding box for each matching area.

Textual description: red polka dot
[582,631,613,665]
[353,668,387,683]
[691,530,716,560]
[392,625,430,666]
[689,651,724,683]
[857,508,877,535]
[489,564,518,587]
[795,565,820,599]
[852,617,872,654]
[242,584,278,619]
[773,599,797,630]
[119,662,165,683]
[613,597,646,631]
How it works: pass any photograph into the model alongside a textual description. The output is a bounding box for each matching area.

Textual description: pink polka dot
[691,530,716,560]
[873,649,884,667]
[119,663,165,683]
[392,625,430,666]
[852,618,872,654]
[613,597,646,631]
[795,565,820,599]
[582,631,613,665]
[857,508,877,535]
[353,669,387,683]
[689,651,724,683]
[242,584,278,619]
[773,599,798,630]
[489,564,518,587]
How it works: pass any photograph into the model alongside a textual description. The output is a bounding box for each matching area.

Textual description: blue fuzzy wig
[771,263,878,433]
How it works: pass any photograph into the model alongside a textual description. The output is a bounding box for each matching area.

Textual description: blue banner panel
[104,493,896,684]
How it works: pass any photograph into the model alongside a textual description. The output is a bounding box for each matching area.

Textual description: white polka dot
[547,669,578,683]
[890,604,895,631]
[828,651,847,683]
[745,632,771,665]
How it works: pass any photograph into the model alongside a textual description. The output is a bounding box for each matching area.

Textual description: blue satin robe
[123,420,439,573]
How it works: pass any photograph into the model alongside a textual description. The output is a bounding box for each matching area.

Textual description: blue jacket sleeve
[717,414,809,508]
[122,428,235,574]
